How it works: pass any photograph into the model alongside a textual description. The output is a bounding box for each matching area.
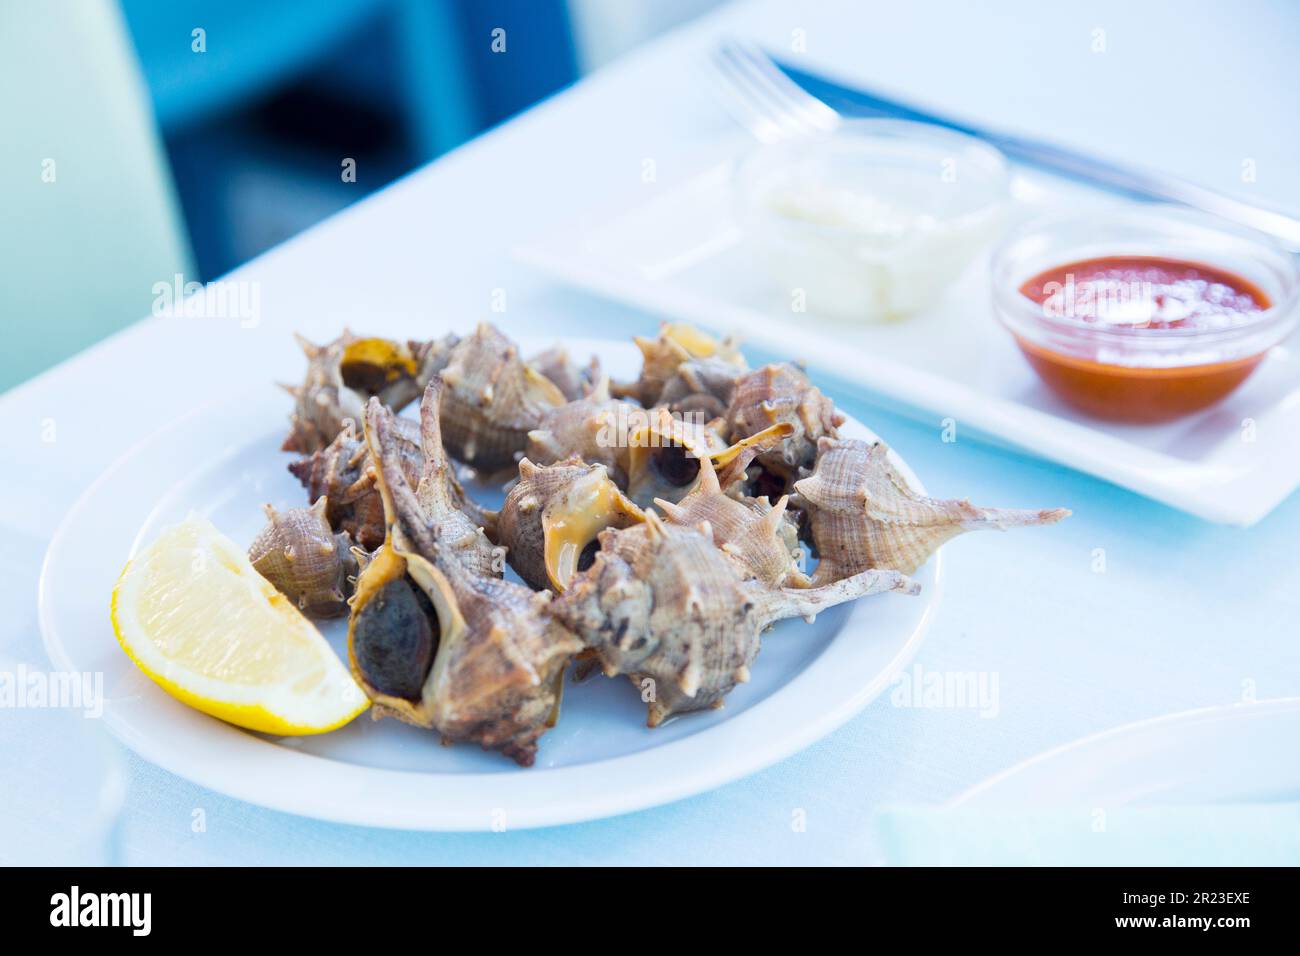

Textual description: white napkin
[878,804,1300,865]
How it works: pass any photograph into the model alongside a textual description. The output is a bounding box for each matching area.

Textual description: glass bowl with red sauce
[991,206,1300,423]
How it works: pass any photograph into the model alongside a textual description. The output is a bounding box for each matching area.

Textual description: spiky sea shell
[724,363,844,482]
[288,417,420,552]
[794,437,1071,580]
[348,406,582,765]
[656,356,748,420]
[524,377,634,484]
[280,331,455,454]
[364,393,502,579]
[496,457,644,591]
[248,498,358,617]
[613,323,746,408]
[438,323,567,472]
[526,386,783,503]
[624,407,794,509]
[528,346,602,403]
[655,454,809,589]
[289,384,497,556]
[555,515,917,726]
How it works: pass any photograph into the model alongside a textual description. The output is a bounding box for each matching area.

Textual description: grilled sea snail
[528,345,603,403]
[348,399,582,765]
[248,498,358,618]
[438,323,568,472]
[288,417,419,551]
[524,376,632,484]
[281,331,454,454]
[526,384,781,502]
[656,356,748,420]
[624,407,792,509]
[794,437,1071,579]
[364,392,502,579]
[555,515,917,726]
[613,322,746,408]
[725,363,844,483]
[655,453,809,589]
[496,457,645,591]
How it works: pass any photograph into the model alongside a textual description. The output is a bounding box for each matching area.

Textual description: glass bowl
[734,119,1010,321]
[991,206,1300,422]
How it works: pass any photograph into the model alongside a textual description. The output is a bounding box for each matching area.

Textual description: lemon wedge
[111,514,368,735]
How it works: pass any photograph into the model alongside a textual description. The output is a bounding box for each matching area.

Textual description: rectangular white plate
[516,143,1300,526]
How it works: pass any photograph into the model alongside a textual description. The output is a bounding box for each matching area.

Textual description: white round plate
[40,338,939,830]
[951,698,1300,809]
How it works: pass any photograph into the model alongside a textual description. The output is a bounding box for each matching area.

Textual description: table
[4,0,1298,865]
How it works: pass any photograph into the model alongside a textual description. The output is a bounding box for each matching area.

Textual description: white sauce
[745,164,1006,321]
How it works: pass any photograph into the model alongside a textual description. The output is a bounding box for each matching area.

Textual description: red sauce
[1015,256,1271,422]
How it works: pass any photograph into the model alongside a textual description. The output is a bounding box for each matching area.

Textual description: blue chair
[0,0,193,391]
[120,0,391,132]
[0,0,579,391]
[121,0,578,159]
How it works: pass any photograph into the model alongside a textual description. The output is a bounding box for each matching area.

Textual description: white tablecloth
[4,0,1298,865]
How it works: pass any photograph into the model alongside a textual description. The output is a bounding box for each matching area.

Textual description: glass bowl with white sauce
[734,119,1011,321]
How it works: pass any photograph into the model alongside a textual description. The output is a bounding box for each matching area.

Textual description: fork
[708,39,840,143]
[708,38,1300,252]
